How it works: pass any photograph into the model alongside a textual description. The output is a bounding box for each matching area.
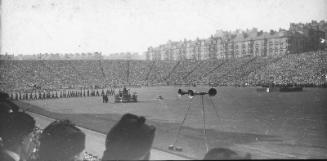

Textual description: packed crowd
[0,92,251,160]
[169,60,203,84]
[209,56,282,86]
[254,51,327,86]
[1,51,326,93]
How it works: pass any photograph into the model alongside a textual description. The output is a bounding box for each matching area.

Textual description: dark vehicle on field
[114,87,137,103]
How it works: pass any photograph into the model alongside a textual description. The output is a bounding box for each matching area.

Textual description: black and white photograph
[1,0,327,160]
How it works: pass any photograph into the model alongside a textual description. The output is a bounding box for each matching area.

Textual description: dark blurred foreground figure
[0,112,36,161]
[0,91,19,114]
[0,100,19,115]
[37,120,85,161]
[0,91,9,100]
[203,147,251,160]
[102,113,156,160]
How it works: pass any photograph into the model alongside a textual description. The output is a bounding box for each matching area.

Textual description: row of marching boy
[8,88,116,100]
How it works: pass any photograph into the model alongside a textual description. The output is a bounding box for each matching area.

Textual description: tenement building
[146,21,326,61]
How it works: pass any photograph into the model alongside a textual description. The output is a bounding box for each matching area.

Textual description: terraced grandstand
[1,51,326,92]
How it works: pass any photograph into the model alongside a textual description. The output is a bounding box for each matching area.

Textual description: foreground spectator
[37,120,85,161]
[0,91,9,100]
[0,100,19,114]
[203,147,251,160]
[0,91,18,114]
[0,112,36,161]
[102,113,156,160]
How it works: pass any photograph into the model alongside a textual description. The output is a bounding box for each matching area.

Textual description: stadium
[1,50,327,159]
[1,0,327,160]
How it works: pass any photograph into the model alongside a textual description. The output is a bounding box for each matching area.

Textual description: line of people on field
[8,88,116,101]
[1,91,251,161]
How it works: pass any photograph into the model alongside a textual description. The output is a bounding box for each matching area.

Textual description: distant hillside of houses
[2,20,326,61]
[146,20,327,61]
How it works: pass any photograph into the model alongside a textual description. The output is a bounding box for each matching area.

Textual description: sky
[1,0,327,55]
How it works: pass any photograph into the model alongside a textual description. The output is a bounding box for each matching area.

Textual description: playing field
[14,86,327,159]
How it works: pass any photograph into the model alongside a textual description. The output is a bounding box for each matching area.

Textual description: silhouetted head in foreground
[0,100,19,114]
[102,113,156,160]
[0,112,35,161]
[0,91,9,100]
[38,120,85,161]
[203,147,251,160]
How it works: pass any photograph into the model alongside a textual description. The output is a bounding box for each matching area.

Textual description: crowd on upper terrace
[0,51,326,93]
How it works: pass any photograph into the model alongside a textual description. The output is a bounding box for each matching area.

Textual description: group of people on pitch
[8,88,116,101]
[1,91,251,161]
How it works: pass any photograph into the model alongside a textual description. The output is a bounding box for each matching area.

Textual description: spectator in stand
[102,113,156,160]
[0,112,36,161]
[203,147,251,160]
[37,120,85,161]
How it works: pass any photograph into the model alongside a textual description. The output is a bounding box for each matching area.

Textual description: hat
[38,120,85,161]
[0,100,19,114]
[0,91,9,100]
[0,112,35,147]
[102,113,156,160]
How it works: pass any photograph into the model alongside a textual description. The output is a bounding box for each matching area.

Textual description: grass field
[14,86,327,159]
